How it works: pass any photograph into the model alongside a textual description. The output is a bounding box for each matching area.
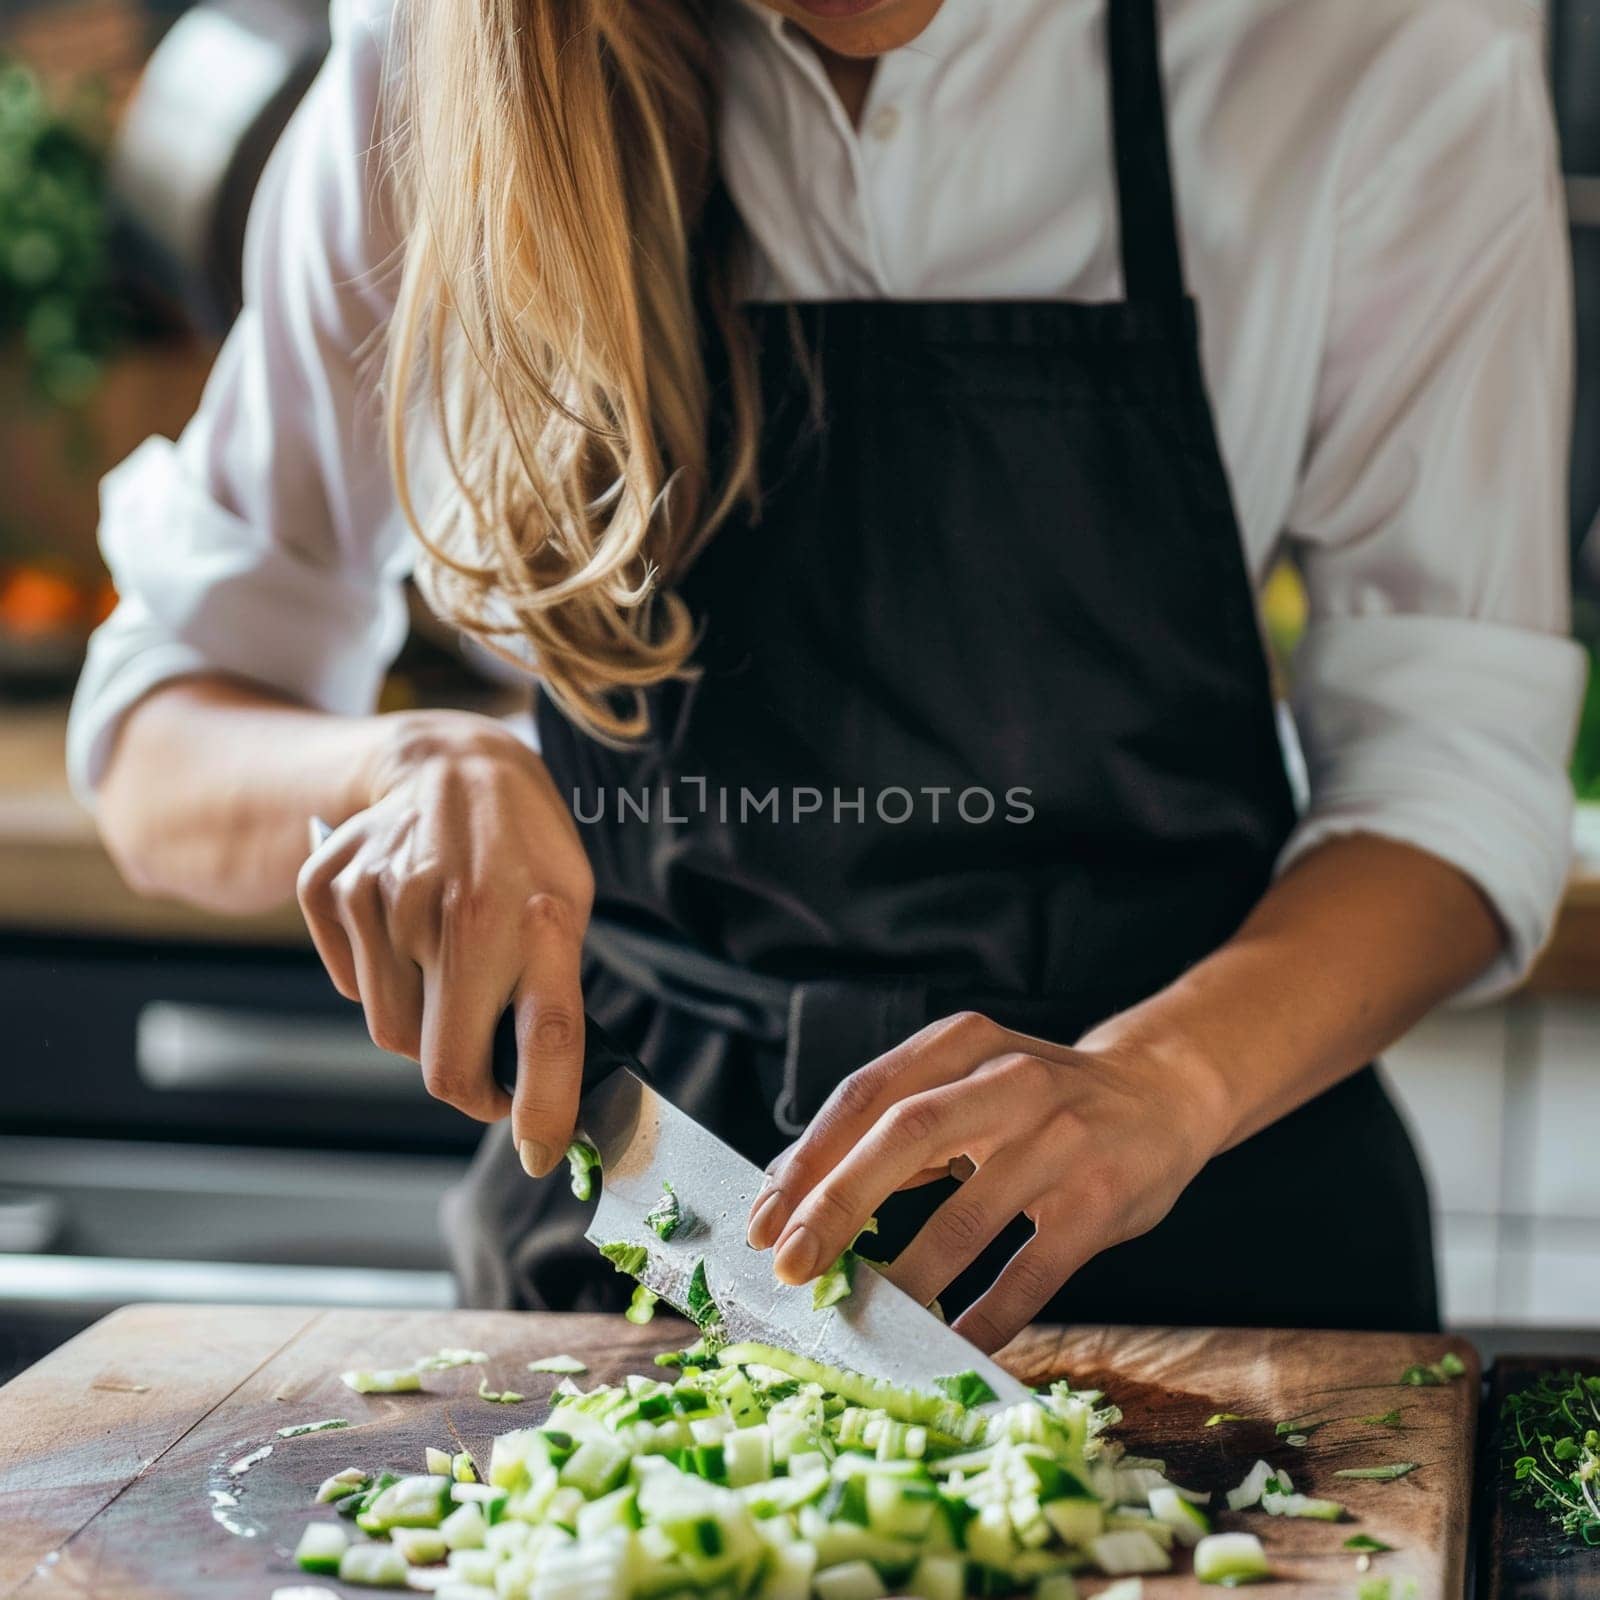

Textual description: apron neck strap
[1107,0,1187,305]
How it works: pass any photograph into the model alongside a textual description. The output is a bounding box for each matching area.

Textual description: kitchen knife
[307,817,1029,1405]
[582,1067,1032,1407]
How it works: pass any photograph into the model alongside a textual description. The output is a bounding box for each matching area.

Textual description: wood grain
[0,1309,1478,1598]
[1477,1355,1600,1600]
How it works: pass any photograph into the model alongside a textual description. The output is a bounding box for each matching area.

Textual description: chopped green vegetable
[1500,1369,1600,1543]
[1193,1531,1269,1586]
[685,1258,723,1335]
[1204,1413,1244,1427]
[567,1139,601,1201]
[599,1241,648,1277]
[1362,1410,1404,1429]
[315,1468,368,1504]
[1333,1462,1419,1481]
[933,1371,999,1408]
[476,1379,524,1404]
[293,1521,348,1573]
[411,1347,487,1372]
[527,1354,588,1374]
[277,1418,349,1438]
[1344,1534,1395,1553]
[1399,1350,1467,1386]
[1274,1415,1328,1438]
[644,1182,688,1241]
[625,1283,659,1325]
[813,1250,858,1310]
[340,1368,421,1395]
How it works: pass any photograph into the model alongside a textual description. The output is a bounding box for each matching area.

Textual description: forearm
[96,676,401,914]
[1080,833,1505,1152]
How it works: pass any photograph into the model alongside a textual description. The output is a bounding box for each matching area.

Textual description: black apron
[445,0,1439,1333]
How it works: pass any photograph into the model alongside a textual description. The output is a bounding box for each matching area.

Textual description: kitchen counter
[2,703,1598,987]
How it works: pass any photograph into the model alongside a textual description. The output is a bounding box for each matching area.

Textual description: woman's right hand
[297,710,594,1178]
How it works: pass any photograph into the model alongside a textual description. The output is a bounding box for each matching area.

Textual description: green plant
[0,58,121,407]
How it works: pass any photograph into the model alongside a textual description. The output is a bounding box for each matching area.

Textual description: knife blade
[582,1067,1032,1407]
[307,816,1027,1403]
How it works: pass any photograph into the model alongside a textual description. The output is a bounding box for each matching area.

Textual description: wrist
[357,708,535,808]
[1077,1006,1237,1163]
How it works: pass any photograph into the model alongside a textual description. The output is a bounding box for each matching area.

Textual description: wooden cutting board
[1477,1356,1600,1600]
[0,1306,1478,1599]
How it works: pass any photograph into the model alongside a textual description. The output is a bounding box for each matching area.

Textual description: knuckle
[439,877,491,926]
[367,1014,414,1059]
[807,1184,858,1231]
[937,1194,989,1249]
[960,1308,1004,1353]
[830,1069,881,1122]
[1006,1250,1057,1306]
[520,891,577,938]
[947,1009,999,1048]
[884,1095,942,1148]
[531,1006,579,1055]
[1002,1051,1055,1097]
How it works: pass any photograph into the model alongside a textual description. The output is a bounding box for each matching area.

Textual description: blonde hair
[383,0,760,740]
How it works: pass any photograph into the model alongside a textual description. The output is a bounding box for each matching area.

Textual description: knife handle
[489,1010,642,1097]
[308,817,642,1104]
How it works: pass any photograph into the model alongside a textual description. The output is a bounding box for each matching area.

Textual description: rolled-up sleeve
[67,0,410,800]
[1279,14,1587,999]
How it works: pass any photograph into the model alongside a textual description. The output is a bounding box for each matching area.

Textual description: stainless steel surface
[137,1001,427,1100]
[583,1070,1031,1406]
[0,1135,466,1270]
[0,1253,453,1314]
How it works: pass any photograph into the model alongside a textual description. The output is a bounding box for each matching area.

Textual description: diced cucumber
[451,1481,510,1523]
[315,1468,367,1504]
[1032,1576,1077,1600]
[1225,1460,1275,1512]
[813,1560,889,1600]
[1261,1487,1345,1521]
[724,1426,773,1489]
[446,1547,499,1585]
[293,1521,348,1574]
[336,1543,409,1587]
[906,1553,967,1600]
[366,1474,453,1529]
[755,1539,816,1600]
[1089,1529,1172,1576]
[442,1500,488,1549]
[528,1355,589,1375]
[390,1526,448,1565]
[1041,1497,1103,1546]
[454,1451,479,1483]
[1193,1532,1270,1586]
[341,1368,421,1395]
[1147,1487,1209,1546]
[427,1447,454,1477]
[560,1437,631,1498]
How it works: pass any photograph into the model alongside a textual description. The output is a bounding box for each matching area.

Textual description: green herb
[1275,1415,1329,1438]
[599,1241,648,1277]
[1399,1351,1467,1387]
[276,1418,349,1438]
[626,1284,659,1326]
[566,1140,601,1201]
[1362,1410,1404,1429]
[1205,1412,1245,1427]
[1333,1463,1419,1481]
[644,1182,686,1241]
[476,1379,524,1404]
[1500,1370,1600,1544]
[934,1371,999,1408]
[1343,1534,1394,1553]
[526,1355,587,1375]
[685,1259,723,1336]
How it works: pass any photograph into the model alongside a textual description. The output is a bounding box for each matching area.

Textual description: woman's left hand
[745,1010,1231,1353]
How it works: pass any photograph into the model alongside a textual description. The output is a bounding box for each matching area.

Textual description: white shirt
[69,0,1586,997]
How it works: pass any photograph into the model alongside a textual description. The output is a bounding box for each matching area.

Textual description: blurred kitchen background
[0,0,1597,1383]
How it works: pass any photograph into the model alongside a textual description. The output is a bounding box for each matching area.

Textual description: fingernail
[773,1225,820,1284]
[519,1138,552,1178]
[746,1188,786,1249]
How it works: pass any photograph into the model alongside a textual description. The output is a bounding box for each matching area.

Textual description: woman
[74,0,1581,1346]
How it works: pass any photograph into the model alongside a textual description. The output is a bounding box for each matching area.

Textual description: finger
[343,887,426,1061]
[952,1231,1081,1355]
[420,950,514,1126]
[880,1162,1036,1308]
[748,1011,1009,1246]
[296,832,361,1001]
[770,1084,992,1285]
[509,893,587,1179]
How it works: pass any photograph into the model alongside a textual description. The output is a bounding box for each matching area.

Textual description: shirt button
[866,105,901,141]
